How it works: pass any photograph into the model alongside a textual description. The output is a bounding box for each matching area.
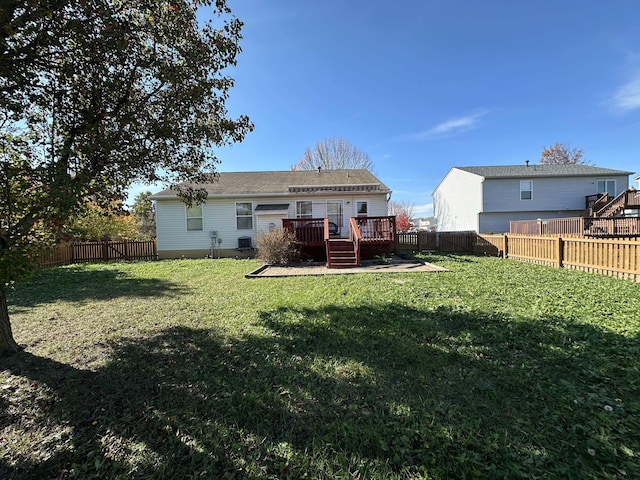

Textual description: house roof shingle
[456,164,634,178]
[151,169,390,197]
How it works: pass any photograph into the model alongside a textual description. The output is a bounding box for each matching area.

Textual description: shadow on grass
[7,265,186,309]
[1,303,639,479]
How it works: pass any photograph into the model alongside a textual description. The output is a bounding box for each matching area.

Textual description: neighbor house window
[296,201,312,219]
[356,201,368,217]
[186,205,203,231]
[236,202,253,229]
[520,181,533,200]
[597,179,616,198]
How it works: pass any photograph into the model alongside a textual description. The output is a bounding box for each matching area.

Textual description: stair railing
[349,217,362,267]
[585,193,609,216]
[324,218,331,263]
[595,190,629,217]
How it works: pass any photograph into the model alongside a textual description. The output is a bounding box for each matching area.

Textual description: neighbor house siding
[433,168,482,231]
[482,175,630,213]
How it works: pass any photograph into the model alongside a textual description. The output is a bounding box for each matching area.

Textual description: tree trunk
[0,290,20,355]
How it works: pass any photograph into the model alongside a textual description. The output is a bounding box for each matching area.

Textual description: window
[236,202,253,229]
[520,181,533,200]
[296,201,312,219]
[186,205,203,231]
[356,201,368,217]
[597,179,616,198]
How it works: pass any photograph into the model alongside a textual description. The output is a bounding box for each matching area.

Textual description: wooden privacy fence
[396,231,473,252]
[396,231,485,253]
[40,240,157,267]
[396,231,640,281]
[478,234,640,281]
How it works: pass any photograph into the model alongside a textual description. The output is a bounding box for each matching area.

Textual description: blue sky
[132,0,640,216]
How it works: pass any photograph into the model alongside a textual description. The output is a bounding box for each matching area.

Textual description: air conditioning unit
[238,237,252,249]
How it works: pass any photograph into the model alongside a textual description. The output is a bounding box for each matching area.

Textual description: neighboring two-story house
[150,169,391,259]
[433,164,633,233]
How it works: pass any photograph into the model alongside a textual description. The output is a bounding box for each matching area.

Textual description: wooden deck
[282,216,396,266]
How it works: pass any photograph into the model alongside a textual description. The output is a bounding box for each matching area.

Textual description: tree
[539,143,589,165]
[66,202,139,241]
[131,191,156,239]
[389,200,415,232]
[293,138,374,171]
[0,0,253,354]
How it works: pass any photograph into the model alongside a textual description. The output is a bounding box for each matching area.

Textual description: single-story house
[150,169,392,259]
[433,163,634,233]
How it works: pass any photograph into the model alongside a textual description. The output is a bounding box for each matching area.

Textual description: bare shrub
[255,228,300,265]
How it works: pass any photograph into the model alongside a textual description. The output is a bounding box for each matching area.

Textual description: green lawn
[1,254,639,479]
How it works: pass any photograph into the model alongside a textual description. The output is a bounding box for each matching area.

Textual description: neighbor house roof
[150,169,391,198]
[456,164,633,179]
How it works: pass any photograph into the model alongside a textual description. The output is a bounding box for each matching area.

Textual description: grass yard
[1,254,639,479]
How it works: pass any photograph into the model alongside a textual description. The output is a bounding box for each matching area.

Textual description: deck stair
[595,191,632,217]
[326,239,359,268]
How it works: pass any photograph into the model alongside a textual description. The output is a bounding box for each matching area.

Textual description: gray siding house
[150,169,391,259]
[433,164,634,233]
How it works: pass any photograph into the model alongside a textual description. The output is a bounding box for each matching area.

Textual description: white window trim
[597,179,616,197]
[520,181,533,201]
[356,199,369,217]
[296,200,313,219]
[186,204,204,231]
[235,201,253,230]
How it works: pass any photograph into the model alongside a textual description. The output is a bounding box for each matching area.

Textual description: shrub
[255,228,299,265]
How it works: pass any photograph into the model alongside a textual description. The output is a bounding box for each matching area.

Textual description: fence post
[556,236,564,268]
[417,232,423,251]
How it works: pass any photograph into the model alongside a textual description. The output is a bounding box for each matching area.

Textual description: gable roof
[456,164,633,179]
[151,169,390,198]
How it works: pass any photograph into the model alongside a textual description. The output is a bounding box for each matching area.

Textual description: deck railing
[510,218,585,236]
[584,217,640,236]
[282,218,327,246]
[356,216,396,243]
[349,217,362,265]
[283,216,397,246]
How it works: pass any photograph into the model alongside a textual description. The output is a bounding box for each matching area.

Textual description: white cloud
[403,110,489,141]
[413,203,433,216]
[611,75,640,112]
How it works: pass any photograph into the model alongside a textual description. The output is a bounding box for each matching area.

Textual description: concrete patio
[246,257,448,278]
